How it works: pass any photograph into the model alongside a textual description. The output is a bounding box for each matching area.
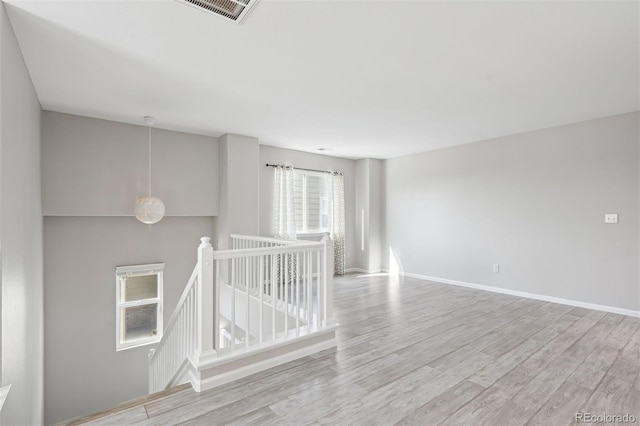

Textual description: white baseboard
[190,327,337,392]
[345,268,382,274]
[402,272,640,318]
[196,337,336,392]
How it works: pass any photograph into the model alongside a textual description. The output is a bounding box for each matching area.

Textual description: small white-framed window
[115,263,164,351]
[293,170,331,234]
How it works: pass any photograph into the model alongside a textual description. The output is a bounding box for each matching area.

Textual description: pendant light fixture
[135,116,166,224]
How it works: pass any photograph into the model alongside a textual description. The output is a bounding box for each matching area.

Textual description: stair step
[59,383,191,425]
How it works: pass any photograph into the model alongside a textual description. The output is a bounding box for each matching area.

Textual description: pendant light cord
[148,126,152,197]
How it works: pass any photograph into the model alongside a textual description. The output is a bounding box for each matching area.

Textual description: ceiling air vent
[178,0,258,23]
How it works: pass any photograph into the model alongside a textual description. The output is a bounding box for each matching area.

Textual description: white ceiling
[4,0,639,159]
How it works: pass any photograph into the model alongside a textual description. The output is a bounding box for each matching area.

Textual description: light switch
[605,214,618,224]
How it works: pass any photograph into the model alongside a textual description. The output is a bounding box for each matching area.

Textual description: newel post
[196,237,215,359]
[322,232,334,324]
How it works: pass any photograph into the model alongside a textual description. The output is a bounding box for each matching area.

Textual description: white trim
[214,243,323,259]
[116,263,165,276]
[192,349,219,366]
[196,324,337,370]
[345,268,382,274]
[116,264,164,351]
[296,232,326,238]
[178,327,338,392]
[194,329,337,392]
[117,336,161,352]
[118,298,161,309]
[402,272,640,318]
[231,234,309,246]
[165,330,339,393]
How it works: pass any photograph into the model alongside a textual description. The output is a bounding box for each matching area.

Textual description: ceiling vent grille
[177,0,258,23]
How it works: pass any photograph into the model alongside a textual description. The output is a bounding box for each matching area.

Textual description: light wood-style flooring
[71,273,640,425]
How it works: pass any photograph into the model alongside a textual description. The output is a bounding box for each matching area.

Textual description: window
[294,170,330,234]
[115,263,164,351]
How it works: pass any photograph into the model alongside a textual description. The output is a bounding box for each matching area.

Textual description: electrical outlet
[492,264,500,273]
[605,214,618,224]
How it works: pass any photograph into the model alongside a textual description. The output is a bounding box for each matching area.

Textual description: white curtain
[330,172,346,275]
[273,165,297,240]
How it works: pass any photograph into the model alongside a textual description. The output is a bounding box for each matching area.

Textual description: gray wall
[42,111,219,216]
[41,112,220,423]
[0,3,44,425]
[44,217,213,424]
[216,134,260,249]
[383,112,640,311]
[259,146,357,270]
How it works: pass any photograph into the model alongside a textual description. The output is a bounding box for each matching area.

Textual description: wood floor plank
[605,320,640,384]
[489,310,606,395]
[225,406,281,425]
[508,311,608,416]
[79,406,149,425]
[437,385,513,425]
[267,351,412,422]
[527,381,592,426]
[353,353,434,392]
[477,398,530,426]
[392,303,522,364]
[604,315,640,350]
[67,273,640,426]
[350,351,499,426]
[315,366,446,425]
[394,379,485,426]
[579,374,640,420]
[479,308,568,358]
[427,342,495,373]
[469,309,581,388]
[576,322,640,421]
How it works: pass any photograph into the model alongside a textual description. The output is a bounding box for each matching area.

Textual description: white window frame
[294,169,331,235]
[115,263,164,351]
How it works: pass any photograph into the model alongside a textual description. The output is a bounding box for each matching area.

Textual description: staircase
[147,234,338,394]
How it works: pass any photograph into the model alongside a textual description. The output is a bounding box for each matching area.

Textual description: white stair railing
[148,267,197,393]
[229,234,309,297]
[148,237,213,394]
[216,233,333,353]
[148,234,334,394]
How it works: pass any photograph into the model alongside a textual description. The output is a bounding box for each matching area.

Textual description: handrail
[214,243,323,260]
[230,234,309,246]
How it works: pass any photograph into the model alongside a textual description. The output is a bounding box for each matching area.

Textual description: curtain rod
[265,163,339,175]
